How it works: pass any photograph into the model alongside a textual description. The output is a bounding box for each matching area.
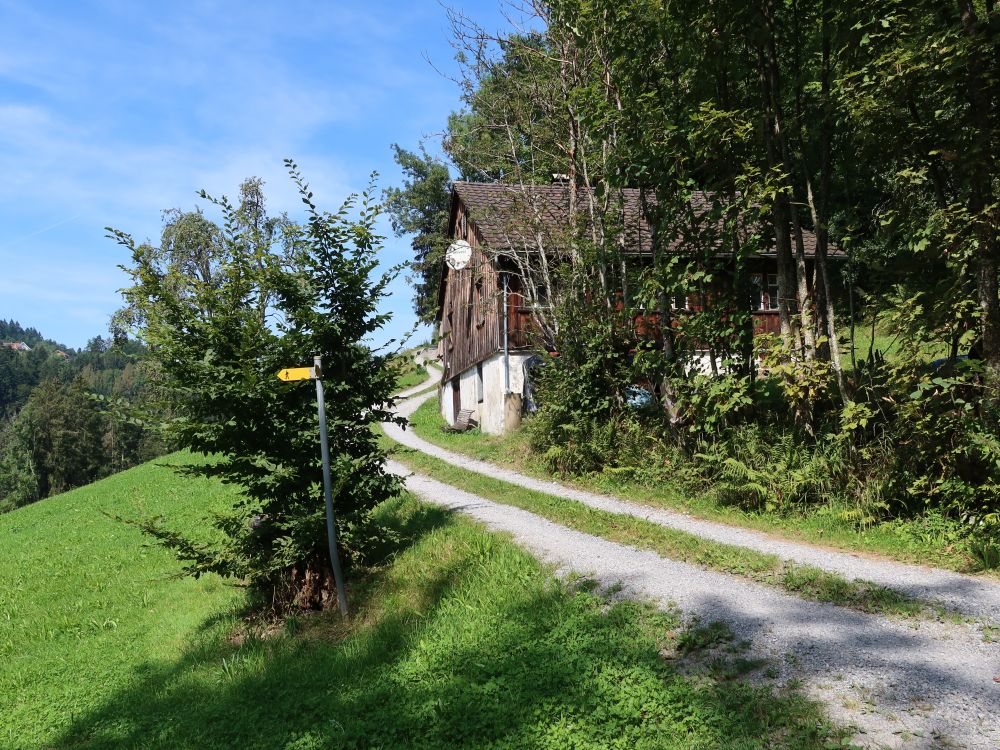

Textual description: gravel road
[387,391,1000,624]
[393,361,441,399]
[390,460,1000,749]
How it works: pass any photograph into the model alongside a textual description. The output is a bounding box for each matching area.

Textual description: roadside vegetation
[1,452,850,750]
[389,1,1000,572]
[405,397,996,575]
[383,428,935,619]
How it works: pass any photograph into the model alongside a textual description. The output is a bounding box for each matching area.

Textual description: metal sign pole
[276,356,349,616]
[503,273,510,394]
[313,356,349,617]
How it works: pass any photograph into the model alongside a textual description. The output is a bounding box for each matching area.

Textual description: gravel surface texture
[390,459,1000,749]
[393,361,441,399]
[387,392,1000,623]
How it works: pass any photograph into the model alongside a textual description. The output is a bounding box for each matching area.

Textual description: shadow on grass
[52,499,837,750]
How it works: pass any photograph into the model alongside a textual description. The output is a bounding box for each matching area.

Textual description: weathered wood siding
[439,202,504,382]
[504,274,535,349]
[437,193,797,379]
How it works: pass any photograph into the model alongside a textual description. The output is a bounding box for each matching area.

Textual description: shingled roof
[450,182,838,257]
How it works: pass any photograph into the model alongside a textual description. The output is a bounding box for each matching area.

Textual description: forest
[387,0,1000,561]
[0,321,165,513]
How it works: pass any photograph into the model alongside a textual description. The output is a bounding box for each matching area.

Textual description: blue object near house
[626,386,653,410]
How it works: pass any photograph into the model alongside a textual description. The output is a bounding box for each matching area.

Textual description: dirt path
[393,361,440,399]
[390,460,1000,749]
[387,391,1000,623]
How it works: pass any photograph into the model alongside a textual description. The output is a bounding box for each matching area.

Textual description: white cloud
[0,0,479,346]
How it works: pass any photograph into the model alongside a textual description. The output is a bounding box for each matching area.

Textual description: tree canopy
[113,168,404,610]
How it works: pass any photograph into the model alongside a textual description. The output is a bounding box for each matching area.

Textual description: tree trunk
[758,32,799,352]
[814,0,846,400]
[958,0,1000,397]
[763,0,813,359]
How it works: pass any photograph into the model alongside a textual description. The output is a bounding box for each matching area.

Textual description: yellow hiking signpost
[276,355,349,616]
[277,366,317,382]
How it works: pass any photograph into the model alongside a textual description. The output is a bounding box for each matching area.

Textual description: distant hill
[0,319,68,350]
[0,320,166,513]
[0,320,151,415]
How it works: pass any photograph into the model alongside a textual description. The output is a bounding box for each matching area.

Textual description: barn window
[750,274,763,309]
[475,274,485,326]
[750,273,779,311]
[476,362,484,402]
[533,282,550,308]
[765,273,779,310]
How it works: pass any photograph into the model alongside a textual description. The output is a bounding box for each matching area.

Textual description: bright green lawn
[406,398,985,573]
[0,453,243,749]
[838,324,952,370]
[0,452,847,749]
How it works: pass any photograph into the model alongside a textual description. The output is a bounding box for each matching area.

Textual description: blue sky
[0,1,512,349]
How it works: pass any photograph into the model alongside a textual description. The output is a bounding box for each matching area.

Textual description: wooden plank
[440,200,503,381]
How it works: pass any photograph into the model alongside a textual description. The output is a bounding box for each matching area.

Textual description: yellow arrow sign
[277,366,316,382]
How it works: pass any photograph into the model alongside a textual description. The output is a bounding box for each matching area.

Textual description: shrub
[112,168,403,611]
[695,426,845,513]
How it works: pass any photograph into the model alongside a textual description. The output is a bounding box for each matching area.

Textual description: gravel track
[387,391,1000,623]
[393,362,441,399]
[390,459,1000,749]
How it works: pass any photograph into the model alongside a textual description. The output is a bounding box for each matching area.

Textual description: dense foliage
[391,0,1000,562]
[113,169,403,610]
[384,146,452,323]
[0,330,164,513]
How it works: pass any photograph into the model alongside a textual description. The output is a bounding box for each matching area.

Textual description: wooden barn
[436,181,837,433]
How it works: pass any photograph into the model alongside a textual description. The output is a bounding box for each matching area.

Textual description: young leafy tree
[0,415,36,513]
[841,0,1000,398]
[112,168,403,611]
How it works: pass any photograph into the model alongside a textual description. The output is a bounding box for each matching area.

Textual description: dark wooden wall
[437,197,794,378]
[438,202,503,382]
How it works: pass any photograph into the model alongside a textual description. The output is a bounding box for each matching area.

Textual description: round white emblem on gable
[445,239,472,270]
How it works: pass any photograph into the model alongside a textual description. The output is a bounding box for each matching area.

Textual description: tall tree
[384,145,452,323]
[841,0,1000,396]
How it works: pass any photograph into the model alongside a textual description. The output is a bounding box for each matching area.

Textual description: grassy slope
[0,452,848,750]
[0,453,243,748]
[394,363,430,393]
[406,398,983,573]
[392,346,438,393]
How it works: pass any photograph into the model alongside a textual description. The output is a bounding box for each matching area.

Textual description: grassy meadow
[0,451,850,749]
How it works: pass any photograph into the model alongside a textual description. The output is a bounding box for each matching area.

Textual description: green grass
[392,348,439,394]
[841,326,954,368]
[0,452,851,749]
[406,398,983,574]
[0,453,244,748]
[382,433,928,619]
[394,363,431,392]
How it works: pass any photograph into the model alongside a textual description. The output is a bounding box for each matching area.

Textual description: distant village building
[436,182,839,434]
[2,341,32,352]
